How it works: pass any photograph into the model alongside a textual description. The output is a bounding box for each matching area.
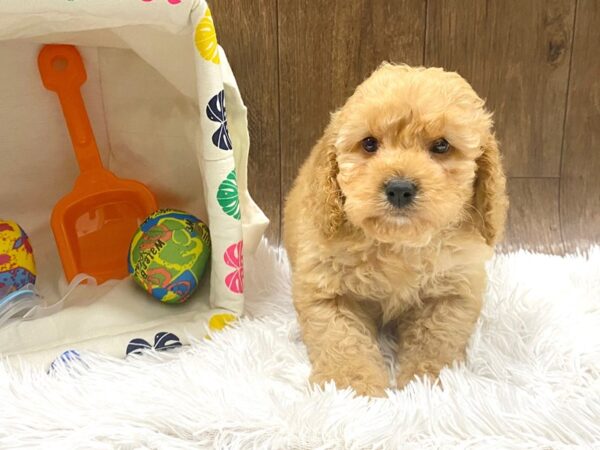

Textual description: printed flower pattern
[217,170,241,220]
[195,8,220,64]
[48,350,83,373]
[224,241,243,294]
[208,313,237,331]
[126,332,182,356]
[206,90,232,151]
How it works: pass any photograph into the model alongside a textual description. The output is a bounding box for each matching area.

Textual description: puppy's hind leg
[295,289,389,397]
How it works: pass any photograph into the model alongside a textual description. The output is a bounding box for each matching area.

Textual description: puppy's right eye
[430,138,450,154]
[361,137,379,153]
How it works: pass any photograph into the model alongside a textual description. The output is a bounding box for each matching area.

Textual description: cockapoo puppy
[284,63,508,397]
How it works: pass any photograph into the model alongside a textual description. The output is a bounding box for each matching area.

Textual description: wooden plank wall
[212,0,599,252]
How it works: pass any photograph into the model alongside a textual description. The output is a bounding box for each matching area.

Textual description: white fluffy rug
[1,242,600,449]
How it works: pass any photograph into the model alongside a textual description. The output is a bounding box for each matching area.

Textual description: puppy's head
[318,63,507,246]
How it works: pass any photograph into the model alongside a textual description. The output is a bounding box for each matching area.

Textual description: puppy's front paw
[396,364,440,390]
[310,368,388,398]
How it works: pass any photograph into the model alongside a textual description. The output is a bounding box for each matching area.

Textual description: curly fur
[283,63,508,397]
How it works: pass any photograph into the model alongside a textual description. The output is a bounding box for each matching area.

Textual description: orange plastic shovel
[38,44,157,284]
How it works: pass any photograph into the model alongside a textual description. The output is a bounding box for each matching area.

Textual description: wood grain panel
[211,0,281,242]
[560,0,600,251]
[502,178,564,254]
[278,0,427,215]
[425,0,575,178]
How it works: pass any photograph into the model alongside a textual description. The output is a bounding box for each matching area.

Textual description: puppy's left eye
[361,137,379,153]
[430,138,450,154]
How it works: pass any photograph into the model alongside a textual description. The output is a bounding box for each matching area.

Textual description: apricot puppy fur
[283,63,508,397]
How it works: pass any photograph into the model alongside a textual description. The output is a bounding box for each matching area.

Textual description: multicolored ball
[128,209,211,303]
[0,219,36,297]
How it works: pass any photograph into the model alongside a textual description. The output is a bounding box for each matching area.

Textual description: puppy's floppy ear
[472,132,509,246]
[312,138,345,238]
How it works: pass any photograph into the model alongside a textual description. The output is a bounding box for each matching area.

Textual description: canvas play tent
[0,0,268,367]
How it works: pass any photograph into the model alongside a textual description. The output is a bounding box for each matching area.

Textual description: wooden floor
[212,0,600,253]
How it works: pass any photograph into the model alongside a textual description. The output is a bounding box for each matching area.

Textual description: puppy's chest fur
[320,231,487,321]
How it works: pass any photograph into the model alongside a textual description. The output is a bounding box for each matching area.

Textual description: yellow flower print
[208,313,237,332]
[195,8,220,64]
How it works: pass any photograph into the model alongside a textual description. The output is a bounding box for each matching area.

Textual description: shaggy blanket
[1,243,599,449]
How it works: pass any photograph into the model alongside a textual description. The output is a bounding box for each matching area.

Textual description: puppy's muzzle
[385,178,417,209]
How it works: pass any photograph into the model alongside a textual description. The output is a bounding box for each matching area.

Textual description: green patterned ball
[128,209,211,303]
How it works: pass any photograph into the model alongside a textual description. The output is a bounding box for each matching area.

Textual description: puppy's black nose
[385,179,417,208]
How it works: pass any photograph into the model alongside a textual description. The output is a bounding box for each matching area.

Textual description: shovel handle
[38,45,103,173]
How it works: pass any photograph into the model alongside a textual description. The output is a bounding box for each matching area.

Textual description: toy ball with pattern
[0,219,36,297]
[128,209,211,304]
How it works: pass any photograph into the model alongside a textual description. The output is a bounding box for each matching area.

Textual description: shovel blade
[52,186,157,284]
